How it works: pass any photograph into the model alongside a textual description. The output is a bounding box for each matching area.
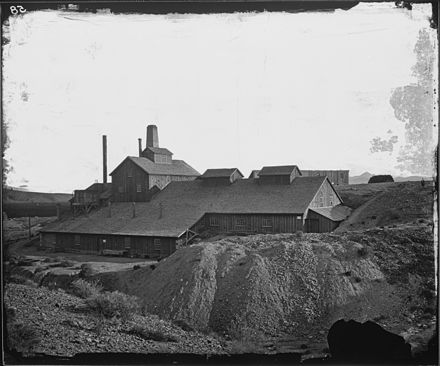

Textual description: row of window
[118,184,145,193]
[73,236,162,251]
[209,216,302,228]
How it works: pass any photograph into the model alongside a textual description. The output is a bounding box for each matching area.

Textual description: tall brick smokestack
[102,135,107,184]
[146,125,159,148]
[138,138,142,157]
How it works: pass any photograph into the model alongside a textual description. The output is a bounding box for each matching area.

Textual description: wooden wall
[258,175,292,185]
[111,159,150,202]
[40,232,176,259]
[149,174,194,190]
[305,210,339,233]
[302,170,349,185]
[111,158,196,201]
[309,179,342,208]
[193,213,304,234]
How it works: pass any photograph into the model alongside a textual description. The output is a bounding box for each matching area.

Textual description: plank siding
[301,170,349,185]
[111,159,149,202]
[258,175,292,185]
[305,210,339,233]
[309,179,342,208]
[40,232,176,258]
[194,213,303,234]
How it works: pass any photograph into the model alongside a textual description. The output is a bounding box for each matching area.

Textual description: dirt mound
[132,232,409,340]
[336,181,433,231]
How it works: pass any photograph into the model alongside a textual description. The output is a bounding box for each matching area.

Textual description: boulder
[327,319,412,363]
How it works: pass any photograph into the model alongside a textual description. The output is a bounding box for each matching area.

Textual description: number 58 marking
[10,5,26,15]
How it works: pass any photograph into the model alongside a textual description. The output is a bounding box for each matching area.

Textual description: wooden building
[301,170,349,185]
[110,125,199,202]
[41,165,350,258]
[70,183,112,215]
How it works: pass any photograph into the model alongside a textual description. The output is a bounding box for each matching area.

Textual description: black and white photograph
[2,1,438,364]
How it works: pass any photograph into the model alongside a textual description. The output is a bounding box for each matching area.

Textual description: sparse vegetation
[85,290,140,320]
[79,263,95,277]
[7,322,41,356]
[59,260,75,268]
[127,324,179,342]
[71,278,103,299]
[357,246,369,258]
[174,319,195,332]
[9,275,38,287]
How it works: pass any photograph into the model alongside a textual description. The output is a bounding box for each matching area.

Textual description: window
[329,193,334,206]
[153,238,161,250]
[235,217,245,227]
[210,216,220,227]
[318,192,324,207]
[262,217,273,228]
[128,170,133,178]
[136,184,142,193]
[296,216,302,220]
[74,235,80,246]
[124,237,131,249]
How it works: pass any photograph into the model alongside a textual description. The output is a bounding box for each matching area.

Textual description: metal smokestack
[138,138,142,157]
[146,125,159,148]
[102,135,107,184]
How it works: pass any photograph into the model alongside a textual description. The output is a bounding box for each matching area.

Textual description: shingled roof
[42,176,328,238]
[258,165,301,176]
[200,168,243,179]
[309,205,352,221]
[143,146,173,156]
[110,157,200,177]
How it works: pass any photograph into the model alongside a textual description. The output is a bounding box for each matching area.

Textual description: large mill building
[41,126,351,259]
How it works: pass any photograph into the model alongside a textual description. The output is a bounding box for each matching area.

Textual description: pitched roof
[143,147,173,156]
[110,157,200,177]
[309,205,352,221]
[248,170,260,179]
[258,165,301,176]
[200,168,243,179]
[42,176,327,238]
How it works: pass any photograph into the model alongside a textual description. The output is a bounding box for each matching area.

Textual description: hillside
[4,188,72,203]
[349,172,433,185]
[95,223,435,354]
[335,181,433,231]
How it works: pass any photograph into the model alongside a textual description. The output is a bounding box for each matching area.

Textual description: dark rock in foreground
[328,319,412,363]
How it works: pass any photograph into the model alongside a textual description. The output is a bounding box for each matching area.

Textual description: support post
[28,216,31,239]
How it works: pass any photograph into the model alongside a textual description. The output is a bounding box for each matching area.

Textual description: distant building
[70,182,112,215]
[301,170,349,185]
[110,125,200,202]
[40,165,351,259]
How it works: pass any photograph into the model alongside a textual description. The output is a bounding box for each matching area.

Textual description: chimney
[102,135,108,184]
[146,125,159,148]
[138,138,142,157]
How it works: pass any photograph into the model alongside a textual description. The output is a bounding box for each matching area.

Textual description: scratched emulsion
[388,29,437,176]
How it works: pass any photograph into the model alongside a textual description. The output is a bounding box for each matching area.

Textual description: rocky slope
[4,283,227,357]
[108,223,435,353]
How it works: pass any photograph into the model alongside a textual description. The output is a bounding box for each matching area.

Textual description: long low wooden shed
[40,166,351,258]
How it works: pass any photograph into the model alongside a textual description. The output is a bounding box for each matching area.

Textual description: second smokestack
[102,135,107,184]
[138,138,142,157]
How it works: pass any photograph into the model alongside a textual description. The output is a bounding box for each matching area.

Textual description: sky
[3,2,438,193]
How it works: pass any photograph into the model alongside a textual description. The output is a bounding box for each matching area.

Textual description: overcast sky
[3,2,438,193]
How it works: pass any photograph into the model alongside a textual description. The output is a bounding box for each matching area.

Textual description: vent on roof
[200,168,243,186]
[258,165,301,185]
